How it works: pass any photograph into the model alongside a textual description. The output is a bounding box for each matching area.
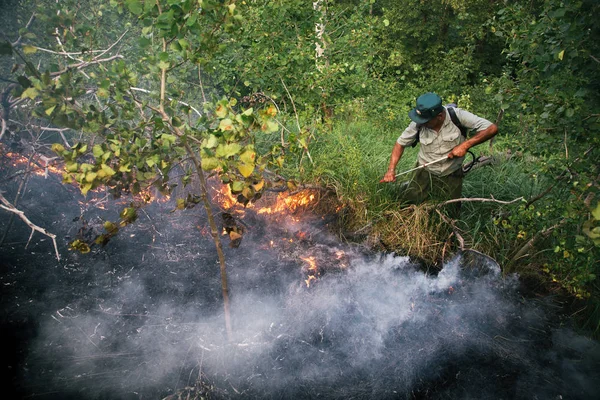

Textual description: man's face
[423,112,443,129]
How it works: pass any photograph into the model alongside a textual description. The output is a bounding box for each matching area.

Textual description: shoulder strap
[447,107,468,138]
[411,125,422,148]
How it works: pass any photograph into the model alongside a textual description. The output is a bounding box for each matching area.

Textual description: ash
[1,162,599,400]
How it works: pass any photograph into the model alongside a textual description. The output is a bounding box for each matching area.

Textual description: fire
[4,151,63,178]
[300,255,319,287]
[256,192,316,215]
[213,184,239,210]
[136,187,171,204]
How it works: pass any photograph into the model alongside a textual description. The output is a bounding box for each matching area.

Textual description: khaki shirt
[397,107,493,176]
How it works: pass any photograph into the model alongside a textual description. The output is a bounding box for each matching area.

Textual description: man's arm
[448,123,498,159]
[380,142,405,182]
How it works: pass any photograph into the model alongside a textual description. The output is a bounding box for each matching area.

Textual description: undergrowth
[297,117,600,338]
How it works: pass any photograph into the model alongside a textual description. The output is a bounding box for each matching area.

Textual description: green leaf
[21,87,38,100]
[45,105,56,116]
[592,203,600,221]
[239,150,256,164]
[557,50,564,60]
[219,118,234,131]
[22,45,37,54]
[231,180,244,192]
[126,0,143,15]
[201,157,220,171]
[92,145,104,158]
[101,164,116,176]
[202,134,219,149]
[216,143,241,158]
[85,171,98,182]
[238,163,254,178]
[51,143,65,154]
[383,19,389,27]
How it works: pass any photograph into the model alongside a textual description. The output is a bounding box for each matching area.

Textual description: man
[381,92,498,209]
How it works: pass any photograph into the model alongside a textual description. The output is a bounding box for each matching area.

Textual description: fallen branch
[435,196,524,208]
[0,192,60,261]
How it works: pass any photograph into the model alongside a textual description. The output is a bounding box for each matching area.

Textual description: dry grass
[372,204,453,264]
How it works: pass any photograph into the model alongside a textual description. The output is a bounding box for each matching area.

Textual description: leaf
[557,50,564,60]
[158,61,170,70]
[253,180,264,192]
[219,118,234,131]
[92,145,104,158]
[85,172,97,182]
[592,203,600,221]
[261,120,278,133]
[119,163,131,172]
[239,150,256,164]
[215,101,228,118]
[22,45,37,54]
[229,230,242,241]
[201,157,220,171]
[81,183,93,196]
[20,87,39,100]
[383,19,390,27]
[101,164,116,176]
[41,104,59,117]
[238,163,254,178]
[216,143,241,158]
[126,0,143,15]
[202,134,219,149]
[51,143,65,154]
[231,180,244,192]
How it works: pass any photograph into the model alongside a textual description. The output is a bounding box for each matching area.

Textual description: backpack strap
[410,125,422,148]
[447,106,468,138]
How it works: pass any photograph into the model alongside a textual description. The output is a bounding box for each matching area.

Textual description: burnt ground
[1,157,600,400]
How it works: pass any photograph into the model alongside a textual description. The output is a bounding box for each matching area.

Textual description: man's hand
[448,143,469,159]
[380,170,396,183]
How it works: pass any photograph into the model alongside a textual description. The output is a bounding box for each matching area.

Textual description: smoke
[1,168,599,399]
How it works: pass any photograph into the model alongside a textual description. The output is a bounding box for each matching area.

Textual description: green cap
[408,93,444,124]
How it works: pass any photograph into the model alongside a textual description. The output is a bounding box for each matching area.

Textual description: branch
[510,219,567,264]
[435,196,524,208]
[0,192,60,261]
[50,55,124,77]
[129,87,201,117]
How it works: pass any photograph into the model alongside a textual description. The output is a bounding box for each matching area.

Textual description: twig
[435,209,464,250]
[564,128,568,159]
[0,192,60,261]
[11,13,36,47]
[130,87,201,117]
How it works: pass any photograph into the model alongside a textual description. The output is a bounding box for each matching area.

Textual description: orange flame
[300,255,319,287]
[4,152,63,178]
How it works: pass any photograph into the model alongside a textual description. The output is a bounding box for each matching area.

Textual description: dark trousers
[400,167,463,216]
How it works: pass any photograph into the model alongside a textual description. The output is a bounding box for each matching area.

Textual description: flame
[256,192,316,215]
[136,187,171,204]
[4,151,63,178]
[213,184,238,210]
[300,256,319,287]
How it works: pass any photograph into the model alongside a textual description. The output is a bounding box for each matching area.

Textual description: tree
[1,0,286,340]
